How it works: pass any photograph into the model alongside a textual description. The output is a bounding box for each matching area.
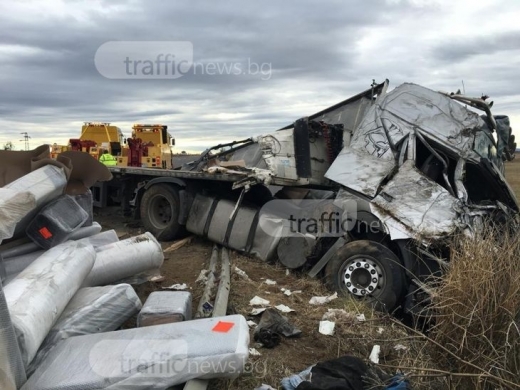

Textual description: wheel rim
[342,256,384,297]
[148,194,173,229]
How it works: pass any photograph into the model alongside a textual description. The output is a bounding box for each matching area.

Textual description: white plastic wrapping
[76,229,120,250]
[3,164,67,241]
[82,232,164,287]
[2,229,118,284]
[137,291,192,327]
[0,279,26,390]
[22,315,250,390]
[27,284,142,376]
[2,250,45,285]
[4,241,96,368]
[0,189,36,244]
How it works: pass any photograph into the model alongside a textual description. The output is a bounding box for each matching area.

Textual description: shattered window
[473,130,498,166]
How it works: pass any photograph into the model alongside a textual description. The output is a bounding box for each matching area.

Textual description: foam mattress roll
[3,230,118,285]
[82,232,164,287]
[75,229,119,250]
[4,241,96,368]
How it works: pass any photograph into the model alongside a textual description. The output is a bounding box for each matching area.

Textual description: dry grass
[423,226,520,389]
[505,156,520,197]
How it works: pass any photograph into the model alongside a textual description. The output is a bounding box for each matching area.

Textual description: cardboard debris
[164,236,194,252]
[369,345,381,364]
[196,269,209,283]
[309,292,338,305]
[234,266,250,280]
[249,347,262,356]
[163,283,188,290]
[319,320,335,336]
[251,308,266,316]
[356,313,366,322]
[250,296,270,306]
[275,304,295,313]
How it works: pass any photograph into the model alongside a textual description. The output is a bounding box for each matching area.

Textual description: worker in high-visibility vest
[99,149,117,166]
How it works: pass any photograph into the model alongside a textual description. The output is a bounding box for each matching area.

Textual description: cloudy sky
[1,0,520,152]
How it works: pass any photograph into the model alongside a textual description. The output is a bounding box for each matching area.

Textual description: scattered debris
[162,283,188,290]
[254,308,301,348]
[264,279,277,285]
[281,288,301,296]
[275,304,295,313]
[318,320,335,336]
[394,344,408,351]
[322,308,356,324]
[247,320,257,328]
[195,269,208,283]
[251,308,266,316]
[149,275,165,283]
[281,366,313,390]
[254,385,276,390]
[249,296,270,306]
[163,235,194,252]
[234,266,250,280]
[309,292,338,305]
[369,345,381,364]
[356,313,366,322]
[249,348,262,356]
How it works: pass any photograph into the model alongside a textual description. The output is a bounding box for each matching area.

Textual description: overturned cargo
[180,80,519,312]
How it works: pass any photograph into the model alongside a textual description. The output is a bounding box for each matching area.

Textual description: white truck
[105,80,518,313]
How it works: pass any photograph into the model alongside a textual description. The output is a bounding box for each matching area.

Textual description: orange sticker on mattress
[39,227,53,239]
[212,321,235,333]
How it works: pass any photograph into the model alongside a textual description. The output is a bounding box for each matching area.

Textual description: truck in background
[116,124,175,169]
[71,122,125,160]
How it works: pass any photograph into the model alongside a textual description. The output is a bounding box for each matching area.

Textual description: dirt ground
[94,207,436,389]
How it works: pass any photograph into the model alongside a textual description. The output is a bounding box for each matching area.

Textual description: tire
[140,184,182,241]
[325,240,405,312]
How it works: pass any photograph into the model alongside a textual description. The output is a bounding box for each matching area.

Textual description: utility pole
[19,132,31,151]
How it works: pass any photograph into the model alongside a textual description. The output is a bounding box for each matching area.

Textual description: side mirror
[171,138,175,146]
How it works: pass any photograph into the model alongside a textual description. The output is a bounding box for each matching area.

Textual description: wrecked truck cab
[185,81,518,313]
[322,83,518,312]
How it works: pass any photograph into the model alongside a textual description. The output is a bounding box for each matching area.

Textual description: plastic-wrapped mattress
[27,284,142,376]
[0,279,26,390]
[82,232,164,287]
[22,315,250,390]
[2,164,67,241]
[4,241,96,368]
[2,229,118,285]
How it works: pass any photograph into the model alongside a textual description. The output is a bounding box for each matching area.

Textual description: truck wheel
[140,184,182,241]
[325,240,405,312]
